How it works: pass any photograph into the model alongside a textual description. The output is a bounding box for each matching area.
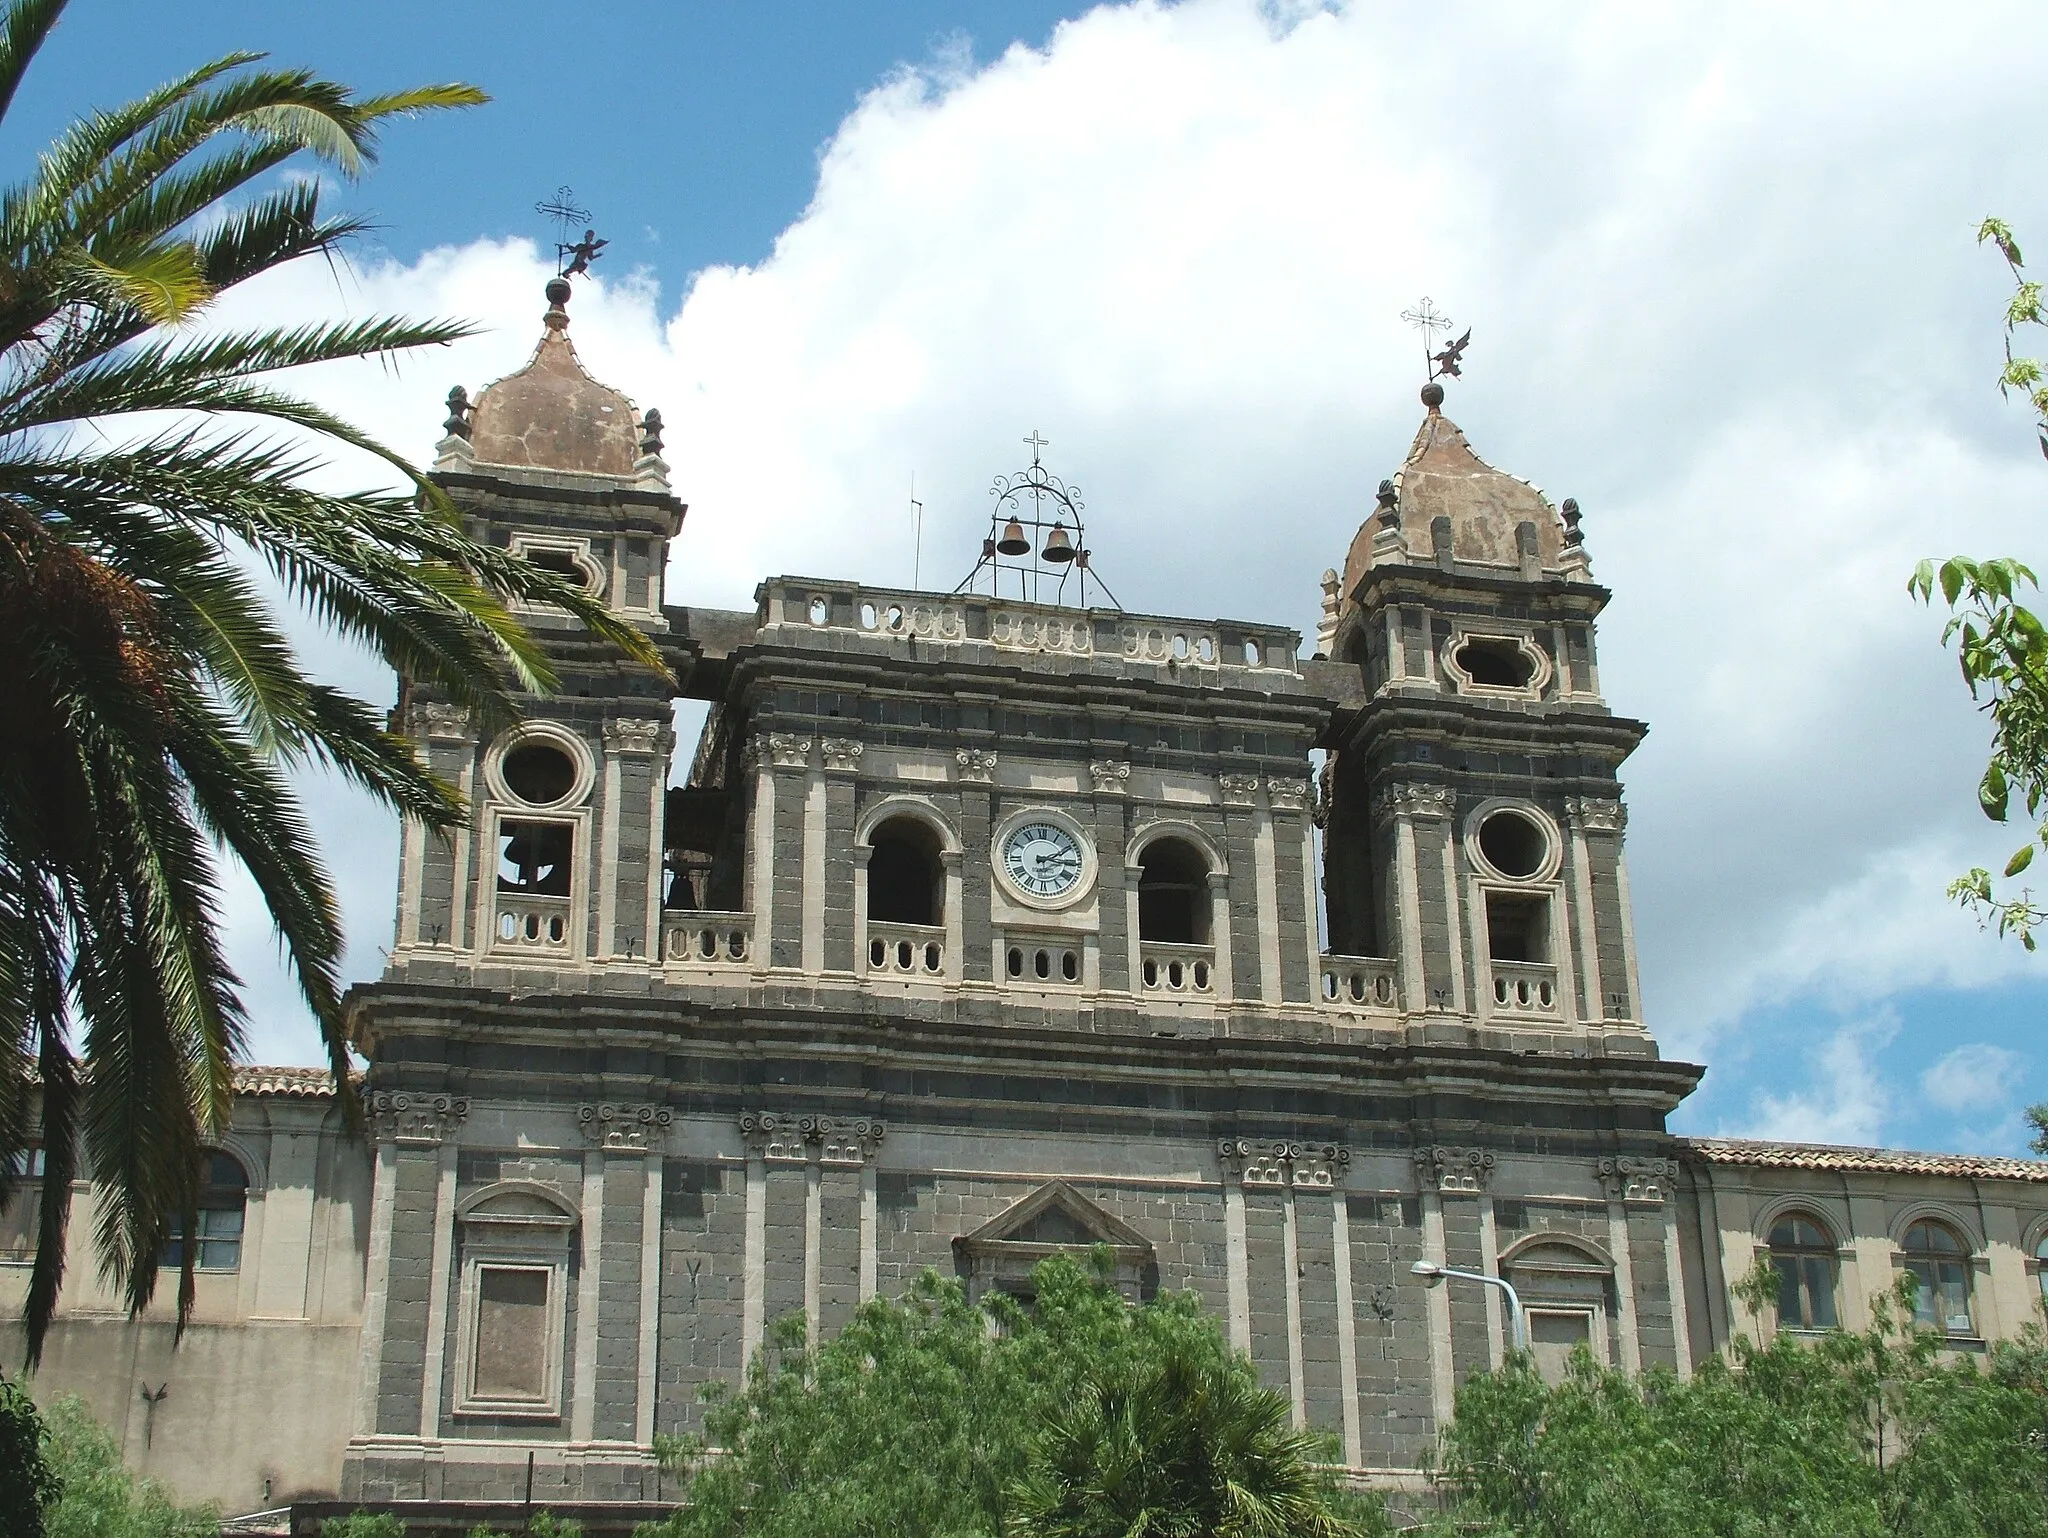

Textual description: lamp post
[1411,1259,1527,1353]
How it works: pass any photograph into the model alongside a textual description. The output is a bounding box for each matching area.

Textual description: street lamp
[1411,1259,1527,1353]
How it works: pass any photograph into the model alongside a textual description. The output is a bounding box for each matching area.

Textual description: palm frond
[0,0,64,132]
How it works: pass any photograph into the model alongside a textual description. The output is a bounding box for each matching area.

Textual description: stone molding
[1597,1154,1678,1204]
[576,1102,673,1154]
[1088,759,1132,795]
[368,1090,469,1147]
[1266,777,1313,813]
[739,1110,885,1167]
[1218,773,1262,807]
[411,703,472,744]
[1383,782,1456,820]
[601,718,666,756]
[1567,796,1627,833]
[761,733,815,770]
[1219,1138,1350,1189]
[955,747,999,783]
[821,737,863,774]
[1414,1144,1495,1193]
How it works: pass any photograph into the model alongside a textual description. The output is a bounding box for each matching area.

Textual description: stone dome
[465,278,642,477]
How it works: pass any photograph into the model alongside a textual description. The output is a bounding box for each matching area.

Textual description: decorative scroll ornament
[368,1090,470,1147]
[1597,1155,1678,1204]
[1088,759,1132,795]
[1382,781,1455,820]
[821,737,863,774]
[1414,1144,1495,1193]
[1266,777,1313,813]
[739,1110,886,1167]
[577,1102,674,1154]
[602,717,665,756]
[955,747,999,783]
[1218,1138,1351,1189]
[1567,797,1627,834]
[1218,773,1262,807]
[763,733,814,769]
[412,703,473,743]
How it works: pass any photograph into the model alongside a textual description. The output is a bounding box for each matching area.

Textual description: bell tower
[388,276,684,973]
[1319,379,1646,1030]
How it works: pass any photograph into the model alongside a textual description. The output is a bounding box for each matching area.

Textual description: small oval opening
[503,741,577,806]
[860,602,878,629]
[1243,638,1262,666]
[1008,947,1024,978]
[808,595,830,625]
[1061,950,1079,982]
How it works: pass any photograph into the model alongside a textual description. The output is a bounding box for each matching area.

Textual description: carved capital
[1382,781,1455,820]
[1597,1154,1677,1204]
[368,1090,470,1147]
[602,717,666,756]
[821,737,863,774]
[411,703,473,744]
[1266,777,1312,813]
[1088,759,1132,795]
[739,1110,885,1166]
[1218,773,1262,807]
[577,1102,673,1154]
[955,747,998,783]
[1218,1138,1350,1189]
[1413,1144,1495,1194]
[1567,796,1627,834]
[761,733,814,770]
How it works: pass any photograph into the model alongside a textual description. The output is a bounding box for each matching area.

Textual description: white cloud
[1920,1043,2027,1115]
[1737,1016,1898,1147]
[193,0,2048,1082]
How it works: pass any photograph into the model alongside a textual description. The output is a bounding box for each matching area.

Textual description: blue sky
[20,1,2048,1156]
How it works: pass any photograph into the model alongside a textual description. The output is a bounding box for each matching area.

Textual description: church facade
[8,282,2047,1516]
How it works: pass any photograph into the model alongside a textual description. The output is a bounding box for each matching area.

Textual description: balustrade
[493,894,572,955]
[1318,955,1400,1010]
[663,911,754,967]
[1489,960,1561,1015]
[867,921,945,978]
[1137,942,1215,995]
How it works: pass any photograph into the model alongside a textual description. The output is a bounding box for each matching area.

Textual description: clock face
[1000,821,1086,901]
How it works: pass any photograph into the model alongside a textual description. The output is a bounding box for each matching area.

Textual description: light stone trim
[353,1141,399,1437]
[739,1111,887,1166]
[1414,1145,1495,1194]
[1478,1192,1504,1368]
[1218,772,1262,807]
[1331,1190,1363,1468]
[1663,1206,1694,1380]
[1281,1186,1306,1428]
[821,737,863,774]
[367,1091,470,1148]
[804,1162,823,1347]
[1088,759,1131,795]
[1223,1139,1351,1189]
[601,718,665,756]
[412,702,473,743]
[1223,1179,1251,1352]
[1598,1155,1679,1205]
[955,747,999,783]
[763,733,814,769]
[802,767,826,973]
[636,1158,664,1441]
[576,1103,674,1154]
[1607,1198,1642,1375]
[1420,1189,1455,1429]
[1267,777,1312,813]
[1252,803,1283,1004]
[571,1153,604,1440]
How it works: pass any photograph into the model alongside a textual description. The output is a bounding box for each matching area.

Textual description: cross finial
[1401,297,1472,386]
[535,186,604,277]
[1023,429,1050,466]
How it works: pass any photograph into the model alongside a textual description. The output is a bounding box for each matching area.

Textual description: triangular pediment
[956,1180,1152,1258]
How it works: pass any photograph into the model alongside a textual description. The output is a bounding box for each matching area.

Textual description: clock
[999,820,1087,902]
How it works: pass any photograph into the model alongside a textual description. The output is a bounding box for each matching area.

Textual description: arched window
[1766,1213,1837,1330]
[1137,838,1211,945]
[1,1145,45,1263]
[867,815,944,927]
[161,1151,249,1273]
[2033,1232,2047,1310]
[1901,1219,1973,1335]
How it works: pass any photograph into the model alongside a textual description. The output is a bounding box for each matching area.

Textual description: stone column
[1382,783,1454,1013]
[820,737,862,974]
[955,747,999,983]
[359,1092,468,1443]
[1269,775,1320,1003]
[1598,1155,1684,1375]
[599,717,669,962]
[577,1103,674,1445]
[398,703,475,954]
[1219,774,1271,1002]
[1413,1146,1495,1434]
[1089,760,1132,992]
[759,734,813,971]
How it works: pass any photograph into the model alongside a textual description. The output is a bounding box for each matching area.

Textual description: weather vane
[534,185,606,278]
[1400,296,1471,383]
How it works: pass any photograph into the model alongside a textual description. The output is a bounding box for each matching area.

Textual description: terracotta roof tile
[1684,1136,2048,1184]
[230,1065,339,1099]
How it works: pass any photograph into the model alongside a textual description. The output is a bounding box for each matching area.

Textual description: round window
[1477,809,1546,879]
[502,740,577,806]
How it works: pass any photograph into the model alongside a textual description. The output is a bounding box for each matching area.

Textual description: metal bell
[996,518,1030,556]
[1041,523,1076,563]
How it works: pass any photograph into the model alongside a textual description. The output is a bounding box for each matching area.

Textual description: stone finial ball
[1420,381,1445,409]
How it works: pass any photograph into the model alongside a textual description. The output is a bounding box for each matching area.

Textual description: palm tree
[1008,1338,1368,1538]
[0,0,664,1361]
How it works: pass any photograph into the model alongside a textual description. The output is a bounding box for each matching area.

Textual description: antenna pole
[910,473,923,589]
